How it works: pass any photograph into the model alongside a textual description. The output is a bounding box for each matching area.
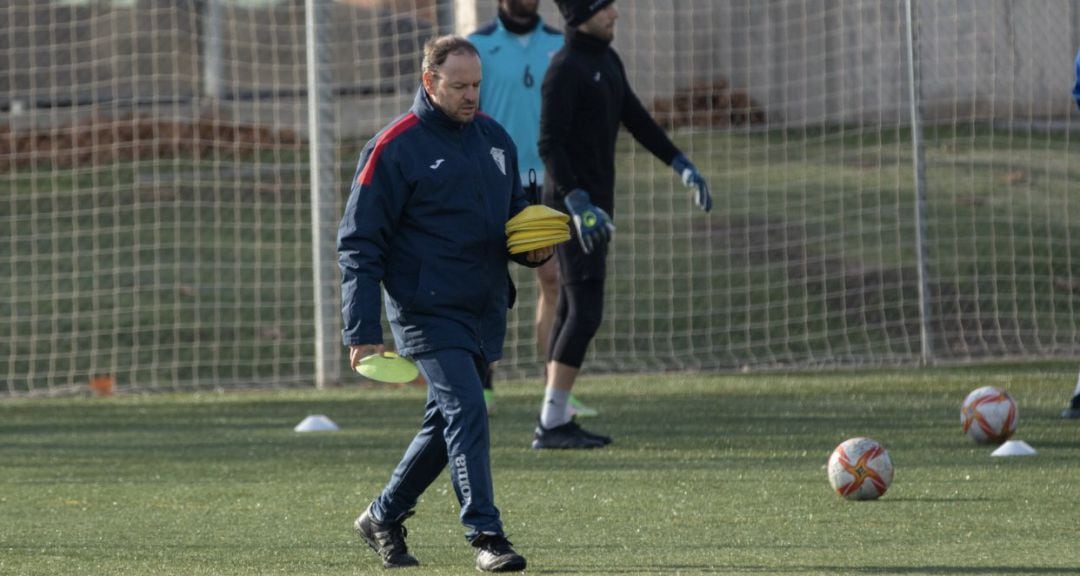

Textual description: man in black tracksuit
[532,0,713,448]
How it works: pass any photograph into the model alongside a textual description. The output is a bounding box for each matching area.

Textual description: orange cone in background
[89,374,115,397]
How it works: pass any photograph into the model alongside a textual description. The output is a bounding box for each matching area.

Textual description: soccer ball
[827,437,894,500]
[961,386,1017,445]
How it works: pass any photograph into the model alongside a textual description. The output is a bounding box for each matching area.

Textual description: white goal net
[3,0,1080,396]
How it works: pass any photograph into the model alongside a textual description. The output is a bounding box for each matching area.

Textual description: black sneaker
[578,424,613,445]
[354,503,419,568]
[473,533,527,572]
[531,419,607,449]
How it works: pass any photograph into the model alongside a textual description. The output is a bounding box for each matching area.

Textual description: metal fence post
[202,0,224,99]
[436,0,456,35]
[306,0,341,388]
[904,0,933,364]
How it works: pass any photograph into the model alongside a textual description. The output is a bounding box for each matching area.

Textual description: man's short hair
[422,35,480,76]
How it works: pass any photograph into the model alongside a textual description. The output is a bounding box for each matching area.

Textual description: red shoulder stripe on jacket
[357,113,421,186]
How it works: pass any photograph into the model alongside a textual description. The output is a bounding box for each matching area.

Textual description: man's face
[579,3,618,42]
[423,51,482,123]
[501,0,540,20]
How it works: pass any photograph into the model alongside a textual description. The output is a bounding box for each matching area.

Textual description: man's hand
[672,154,712,213]
[526,245,554,263]
[563,189,615,255]
[349,343,385,371]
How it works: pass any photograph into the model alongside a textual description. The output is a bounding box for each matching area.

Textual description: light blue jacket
[470,16,563,185]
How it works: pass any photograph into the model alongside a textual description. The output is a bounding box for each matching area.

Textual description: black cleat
[1062,407,1080,419]
[531,419,608,449]
[576,422,612,445]
[354,503,420,568]
[473,533,527,572]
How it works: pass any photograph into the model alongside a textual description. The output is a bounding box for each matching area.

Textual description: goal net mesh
[3,0,1080,395]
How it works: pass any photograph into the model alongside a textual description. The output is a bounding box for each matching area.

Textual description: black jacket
[538,27,682,216]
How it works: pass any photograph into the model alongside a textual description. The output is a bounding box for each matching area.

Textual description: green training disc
[355,352,419,383]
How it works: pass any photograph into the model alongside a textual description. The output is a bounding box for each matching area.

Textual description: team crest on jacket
[490,147,506,175]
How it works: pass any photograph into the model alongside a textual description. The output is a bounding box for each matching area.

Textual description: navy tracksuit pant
[370,347,502,541]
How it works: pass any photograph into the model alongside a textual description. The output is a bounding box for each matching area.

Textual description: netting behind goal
[3,0,1080,396]
[1,0,429,395]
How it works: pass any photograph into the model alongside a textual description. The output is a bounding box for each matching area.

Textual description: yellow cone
[506,205,571,254]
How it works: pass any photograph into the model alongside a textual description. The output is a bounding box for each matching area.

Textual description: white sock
[1073,369,1080,398]
[540,387,571,429]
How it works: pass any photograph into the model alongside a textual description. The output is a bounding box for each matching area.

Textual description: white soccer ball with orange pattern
[961,386,1017,445]
[827,437,894,500]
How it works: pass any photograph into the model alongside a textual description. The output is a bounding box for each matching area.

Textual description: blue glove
[563,189,615,255]
[1074,48,1080,111]
[672,154,712,213]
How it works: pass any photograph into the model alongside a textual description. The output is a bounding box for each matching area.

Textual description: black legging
[547,278,605,368]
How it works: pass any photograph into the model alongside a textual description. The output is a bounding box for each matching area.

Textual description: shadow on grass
[534,565,1079,575]
[841,568,1079,575]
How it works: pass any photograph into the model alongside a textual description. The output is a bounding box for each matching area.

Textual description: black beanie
[554,0,615,27]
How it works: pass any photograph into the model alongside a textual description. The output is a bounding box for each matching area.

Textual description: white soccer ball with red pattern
[961,386,1017,445]
[827,437,894,500]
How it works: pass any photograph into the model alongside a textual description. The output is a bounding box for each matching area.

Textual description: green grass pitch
[2,365,1077,575]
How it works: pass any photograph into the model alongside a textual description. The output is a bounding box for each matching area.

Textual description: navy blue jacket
[338,87,533,362]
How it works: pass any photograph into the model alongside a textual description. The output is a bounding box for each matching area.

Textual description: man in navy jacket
[338,35,550,572]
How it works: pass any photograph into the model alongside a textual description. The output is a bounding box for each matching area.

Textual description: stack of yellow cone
[506,205,572,254]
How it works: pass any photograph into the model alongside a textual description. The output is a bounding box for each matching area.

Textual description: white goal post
[3,0,1080,396]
